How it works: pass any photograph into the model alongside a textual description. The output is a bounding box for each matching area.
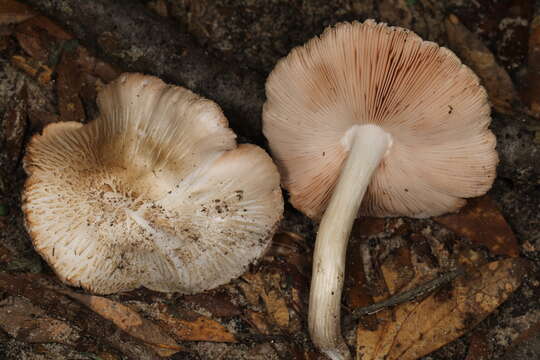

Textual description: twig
[351,267,465,319]
[23,0,266,142]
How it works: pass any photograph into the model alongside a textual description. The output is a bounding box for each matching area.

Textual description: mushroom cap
[23,73,283,294]
[263,20,498,220]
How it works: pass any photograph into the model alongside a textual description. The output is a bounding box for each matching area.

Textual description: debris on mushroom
[22,73,284,295]
[263,20,498,360]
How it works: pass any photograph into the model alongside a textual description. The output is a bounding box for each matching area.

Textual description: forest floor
[0,1,539,359]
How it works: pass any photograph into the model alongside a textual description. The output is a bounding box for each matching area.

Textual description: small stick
[351,267,465,319]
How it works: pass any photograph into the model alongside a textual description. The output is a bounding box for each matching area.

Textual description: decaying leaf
[0,296,79,344]
[59,289,182,357]
[0,0,35,25]
[356,258,526,360]
[140,302,236,343]
[240,272,290,330]
[445,14,521,114]
[434,196,519,257]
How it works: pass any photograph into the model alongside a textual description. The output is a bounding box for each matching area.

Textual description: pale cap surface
[23,73,283,294]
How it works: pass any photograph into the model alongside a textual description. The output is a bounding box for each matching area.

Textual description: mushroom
[23,73,283,295]
[263,20,497,359]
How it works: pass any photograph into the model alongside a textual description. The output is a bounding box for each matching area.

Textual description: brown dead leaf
[445,14,521,114]
[0,0,35,25]
[356,258,526,360]
[0,296,79,344]
[434,196,519,257]
[240,271,290,330]
[0,274,162,359]
[59,290,182,357]
[145,303,236,343]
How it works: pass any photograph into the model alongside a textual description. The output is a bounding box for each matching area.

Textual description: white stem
[308,124,391,360]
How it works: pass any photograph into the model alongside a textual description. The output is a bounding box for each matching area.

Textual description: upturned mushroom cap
[263,20,498,220]
[23,73,283,294]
